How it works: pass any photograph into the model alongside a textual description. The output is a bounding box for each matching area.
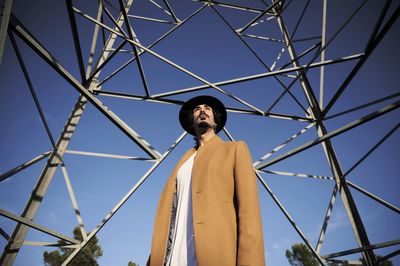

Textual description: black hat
[179,95,227,135]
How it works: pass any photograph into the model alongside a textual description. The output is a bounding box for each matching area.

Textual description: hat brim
[179,95,227,135]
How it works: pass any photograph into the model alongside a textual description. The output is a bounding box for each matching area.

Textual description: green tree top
[43,226,103,266]
[286,243,319,266]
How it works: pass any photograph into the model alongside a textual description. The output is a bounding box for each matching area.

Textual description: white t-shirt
[168,152,197,266]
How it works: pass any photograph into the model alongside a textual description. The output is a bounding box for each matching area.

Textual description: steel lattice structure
[0,0,399,265]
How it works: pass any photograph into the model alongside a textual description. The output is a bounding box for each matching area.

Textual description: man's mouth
[198,114,208,120]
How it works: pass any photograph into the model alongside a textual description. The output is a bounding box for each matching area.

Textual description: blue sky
[0,0,399,265]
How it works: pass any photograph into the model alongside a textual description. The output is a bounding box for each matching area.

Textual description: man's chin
[198,121,210,128]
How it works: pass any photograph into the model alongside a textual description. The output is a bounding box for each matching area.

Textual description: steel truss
[0,0,399,265]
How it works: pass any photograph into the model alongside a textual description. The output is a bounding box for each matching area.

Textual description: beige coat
[149,135,265,265]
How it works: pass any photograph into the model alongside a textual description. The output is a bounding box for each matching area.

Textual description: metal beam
[163,0,179,23]
[253,123,314,167]
[61,131,187,265]
[325,91,400,120]
[0,1,136,262]
[236,0,282,34]
[255,100,400,169]
[9,14,161,159]
[0,228,10,240]
[61,164,87,241]
[322,239,400,259]
[323,1,399,116]
[9,31,56,148]
[316,185,338,254]
[0,208,79,244]
[94,90,312,122]
[0,0,12,65]
[342,121,400,179]
[377,249,400,264]
[212,5,310,117]
[319,0,327,109]
[259,169,334,181]
[0,151,51,182]
[72,6,266,114]
[256,172,326,265]
[98,4,207,88]
[64,149,153,161]
[151,53,364,98]
[66,0,86,82]
[275,5,377,263]
[197,0,264,13]
[347,181,400,214]
[118,0,151,97]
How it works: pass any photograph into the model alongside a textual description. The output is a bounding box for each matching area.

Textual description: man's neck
[196,129,216,146]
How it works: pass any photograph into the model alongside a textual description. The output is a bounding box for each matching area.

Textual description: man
[148,95,265,265]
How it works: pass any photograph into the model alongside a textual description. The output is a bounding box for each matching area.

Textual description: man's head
[179,95,227,136]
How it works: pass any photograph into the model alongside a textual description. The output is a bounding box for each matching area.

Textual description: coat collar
[169,135,223,184]
[194,134,223,151]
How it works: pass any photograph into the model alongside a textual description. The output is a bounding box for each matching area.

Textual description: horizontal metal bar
[0,151,52,182]
[127,14,174,24]
[64,149,154,161]
[95,90,312,121]
[73,5,264,114]
[322,239,400,259]
[325,258,362,265]
[256,99,400,170]
[9,14,161,160]
[0,208,79,244]
[152,53,364,98]
[258,169,334,181]
[23,241,78,248]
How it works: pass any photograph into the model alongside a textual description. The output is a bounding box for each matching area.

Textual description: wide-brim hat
[179,95,227,135]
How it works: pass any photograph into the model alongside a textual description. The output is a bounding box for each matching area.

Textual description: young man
[148,95,265,265]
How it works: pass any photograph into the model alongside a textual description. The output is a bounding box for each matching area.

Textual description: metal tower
[1,0,399,265]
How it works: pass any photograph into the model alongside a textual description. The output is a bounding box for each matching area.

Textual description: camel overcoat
[149,135,265,265]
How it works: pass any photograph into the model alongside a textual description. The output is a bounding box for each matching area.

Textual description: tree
[43,227,103,266]
[128,261,139,266]
[286,243,319,266]
[286,242,393,266]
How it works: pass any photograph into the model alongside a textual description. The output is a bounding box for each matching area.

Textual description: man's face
[192,104,215,130]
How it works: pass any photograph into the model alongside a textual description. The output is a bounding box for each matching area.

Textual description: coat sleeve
[234,141,266,265]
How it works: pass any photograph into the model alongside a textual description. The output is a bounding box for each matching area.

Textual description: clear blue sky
[0,0,399,265]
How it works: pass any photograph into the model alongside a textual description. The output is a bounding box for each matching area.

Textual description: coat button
[196,220,203,224]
